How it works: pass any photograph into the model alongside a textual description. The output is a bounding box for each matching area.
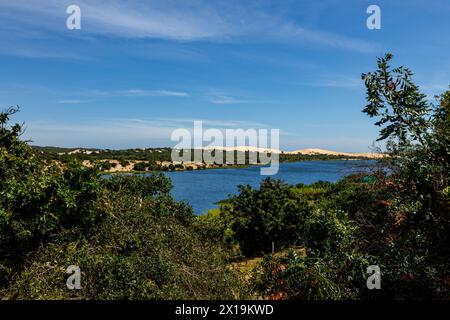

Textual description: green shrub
[222,179,312,257]
[132,162,147,171]
[2,186,248,299]
[98,160,112,171]
[251,249,371,300]
[0,108,248,299]
[0,108,107,286]
[119,160,129,167]
[104,174,172,198]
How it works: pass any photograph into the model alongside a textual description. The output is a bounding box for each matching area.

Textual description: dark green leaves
[362,53,431,145]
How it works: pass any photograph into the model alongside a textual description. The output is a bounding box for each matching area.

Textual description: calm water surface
[158,160,376,214]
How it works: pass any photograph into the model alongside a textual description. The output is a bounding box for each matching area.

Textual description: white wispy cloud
[121,89,189,97]
[0,0,234,40]
[57,99,84,104]
[53,88,190,102]
[272,23,380,53]
[0,0,380,53]
[305,75,364,89]
[209,95,252,105]
[153,117,273,129]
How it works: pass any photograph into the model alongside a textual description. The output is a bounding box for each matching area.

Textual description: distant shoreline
[99,157,378,174]
[32,146,385,174]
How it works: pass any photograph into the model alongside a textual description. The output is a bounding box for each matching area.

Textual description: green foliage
[224,55,449,300]
[3,178,247,299]
[34,146,173,164]
[194,208,238,256]
[362,54,449,298]
[223,178,370,299]
[98,160,112,171]
[33,146,372,173]
[362,53,431,144]
[222,179,312,257]
[251,250,371,300]
[303,209,357,255]
[132,162,147,171]
[0,108,248,299]
[0,107,107,286]
[119,160,130,167]
[104,174,172,198]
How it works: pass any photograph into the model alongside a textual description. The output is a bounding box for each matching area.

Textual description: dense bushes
[359,54,449,298]
[104,174,172,198]
[0,107,107,286]
[132,162,147,171]
[220,167,446,299]
[219,178,376,299]
[251,249,371,300]
[217,55,449,300]
[2,177,247,299]
[0,107,247,299]
[221,179,312,257]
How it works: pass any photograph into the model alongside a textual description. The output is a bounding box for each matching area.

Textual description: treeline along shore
[31,146,385,173]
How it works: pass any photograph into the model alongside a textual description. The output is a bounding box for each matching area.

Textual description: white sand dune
[285,148,385,159]
[193,147,385,158]
[194,146,283,154]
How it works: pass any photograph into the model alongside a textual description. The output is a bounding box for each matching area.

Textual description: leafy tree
[0,107,108,286]
[361,54,449,298]
[362,53,431,144]
[222,179,312,257]
[245,54,449,300]
[98,160,112,171]
[132,162,147,171]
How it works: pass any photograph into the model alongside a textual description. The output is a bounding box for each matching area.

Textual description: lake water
[160,160,377,214]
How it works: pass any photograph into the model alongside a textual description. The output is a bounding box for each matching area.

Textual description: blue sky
[0,0,449,151]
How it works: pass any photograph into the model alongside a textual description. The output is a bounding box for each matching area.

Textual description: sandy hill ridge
[285,148,385,159]
[197,147,385,159]
[48,146,385,159]
[199,146,282,154]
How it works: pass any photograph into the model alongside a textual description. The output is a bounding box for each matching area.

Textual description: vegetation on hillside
[33,145,375,174]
